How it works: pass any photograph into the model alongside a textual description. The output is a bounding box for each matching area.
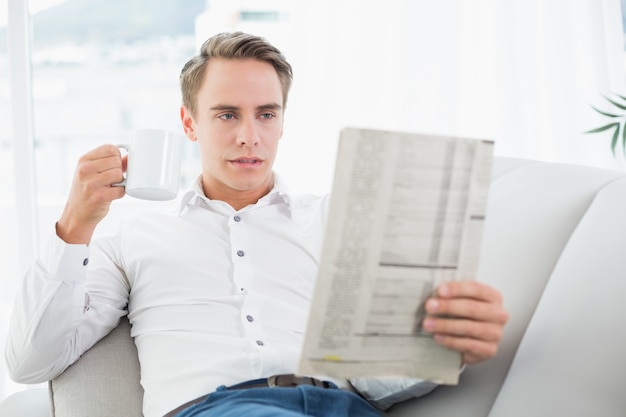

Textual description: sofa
[2,156,626,416]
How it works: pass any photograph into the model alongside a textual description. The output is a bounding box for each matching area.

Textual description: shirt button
[256,340,264,346]
[246,315,254,322]
[236,250,245,257]
[233,215,241,222]
[82,258,89,266]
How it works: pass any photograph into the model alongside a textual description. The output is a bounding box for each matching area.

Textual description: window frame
[8,0,39,276]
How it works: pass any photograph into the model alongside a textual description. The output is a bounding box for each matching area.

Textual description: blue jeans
[174,385,383,417]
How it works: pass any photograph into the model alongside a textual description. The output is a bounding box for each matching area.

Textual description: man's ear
[180,105,197,142]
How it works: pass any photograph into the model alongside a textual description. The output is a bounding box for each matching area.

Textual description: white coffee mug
[114,129,183,201]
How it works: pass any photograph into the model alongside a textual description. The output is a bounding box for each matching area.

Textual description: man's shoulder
[93,200,179,239]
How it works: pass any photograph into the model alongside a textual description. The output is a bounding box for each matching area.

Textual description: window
[623,0,626,50]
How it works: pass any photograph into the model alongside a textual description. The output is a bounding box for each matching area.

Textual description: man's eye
[260,113,274,120]
[219,113,235,120]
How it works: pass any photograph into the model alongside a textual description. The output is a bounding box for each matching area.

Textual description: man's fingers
[427,281,509,325]
[431,333,500,365]
[437,281,504,304]
[425,297,508,324]
[77,146,124,181]
[82,144,122,161]
[423,317,504,342]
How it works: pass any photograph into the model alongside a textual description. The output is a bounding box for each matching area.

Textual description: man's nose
[236,118,260,147]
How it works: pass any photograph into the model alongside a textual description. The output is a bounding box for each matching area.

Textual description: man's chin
[229,176,274,194]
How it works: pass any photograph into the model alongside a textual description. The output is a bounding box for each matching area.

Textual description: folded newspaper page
[298,127,494,385]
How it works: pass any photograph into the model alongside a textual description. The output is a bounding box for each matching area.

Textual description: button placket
[230,212,251,292]
[233,217,245,258]
[230,211,264,347]
[241,294,265,348]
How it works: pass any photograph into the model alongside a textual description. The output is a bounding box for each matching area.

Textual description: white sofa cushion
[0,388,50,417]
[489,173,626,417]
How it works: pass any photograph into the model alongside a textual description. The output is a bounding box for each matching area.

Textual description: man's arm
[5,234,129,383]
[5,145,129,383]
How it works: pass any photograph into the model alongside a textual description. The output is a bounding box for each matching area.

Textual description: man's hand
[56,145,126,244]
[422,281,509,365]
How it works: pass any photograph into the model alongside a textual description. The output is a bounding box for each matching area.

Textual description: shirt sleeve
[348,364,467,410]
[5,229,129,384]
[348,377,438,410]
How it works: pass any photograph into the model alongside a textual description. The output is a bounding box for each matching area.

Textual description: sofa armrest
[0,388,51,417]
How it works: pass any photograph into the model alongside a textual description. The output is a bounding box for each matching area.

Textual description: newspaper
[298,127,494,385]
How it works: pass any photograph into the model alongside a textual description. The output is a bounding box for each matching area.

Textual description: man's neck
[201,176,275,211]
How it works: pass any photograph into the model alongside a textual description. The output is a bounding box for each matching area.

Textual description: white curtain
[281,0,625,195]
[494,0,626,169]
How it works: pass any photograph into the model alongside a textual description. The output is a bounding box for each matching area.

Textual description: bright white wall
[494,0,626,169]
[278,0,625,195]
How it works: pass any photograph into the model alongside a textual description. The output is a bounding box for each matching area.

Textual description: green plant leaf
[610,124,620,155]
[591,105,621,118]
[604,95,626,111]
[586,92,626,159]
[585,122,619,134]
[622,122,626,155]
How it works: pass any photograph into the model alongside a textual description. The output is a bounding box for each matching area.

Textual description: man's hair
[180,31,293,117]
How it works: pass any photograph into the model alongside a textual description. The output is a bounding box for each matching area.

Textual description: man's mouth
[230,157,263,166]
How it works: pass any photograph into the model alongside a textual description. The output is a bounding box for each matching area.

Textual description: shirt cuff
[39,229,90,283]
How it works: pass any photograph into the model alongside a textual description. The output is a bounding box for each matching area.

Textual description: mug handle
[111,144,129,187]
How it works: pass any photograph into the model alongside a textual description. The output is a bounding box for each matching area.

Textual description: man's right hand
[56,145,127,244]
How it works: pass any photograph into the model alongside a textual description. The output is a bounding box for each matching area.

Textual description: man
[5,32,508,417]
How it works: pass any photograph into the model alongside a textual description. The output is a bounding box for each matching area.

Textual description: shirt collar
[178,173,294,216]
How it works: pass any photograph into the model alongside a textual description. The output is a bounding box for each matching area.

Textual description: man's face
[181,58,284,206]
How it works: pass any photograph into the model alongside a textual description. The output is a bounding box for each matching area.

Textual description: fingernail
[438,284,450,297]
[426,298,439,313]
[423,318,435,331]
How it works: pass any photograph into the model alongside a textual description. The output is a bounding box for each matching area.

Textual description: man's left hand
[422,281,509,365]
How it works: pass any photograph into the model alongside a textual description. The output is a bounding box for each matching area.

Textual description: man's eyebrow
[257,103,283,111]
[210,104,239,112]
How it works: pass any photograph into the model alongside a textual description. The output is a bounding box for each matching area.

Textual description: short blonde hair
[180,32,293,117]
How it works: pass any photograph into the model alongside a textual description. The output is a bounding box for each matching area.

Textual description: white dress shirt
[6,174,436,417]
